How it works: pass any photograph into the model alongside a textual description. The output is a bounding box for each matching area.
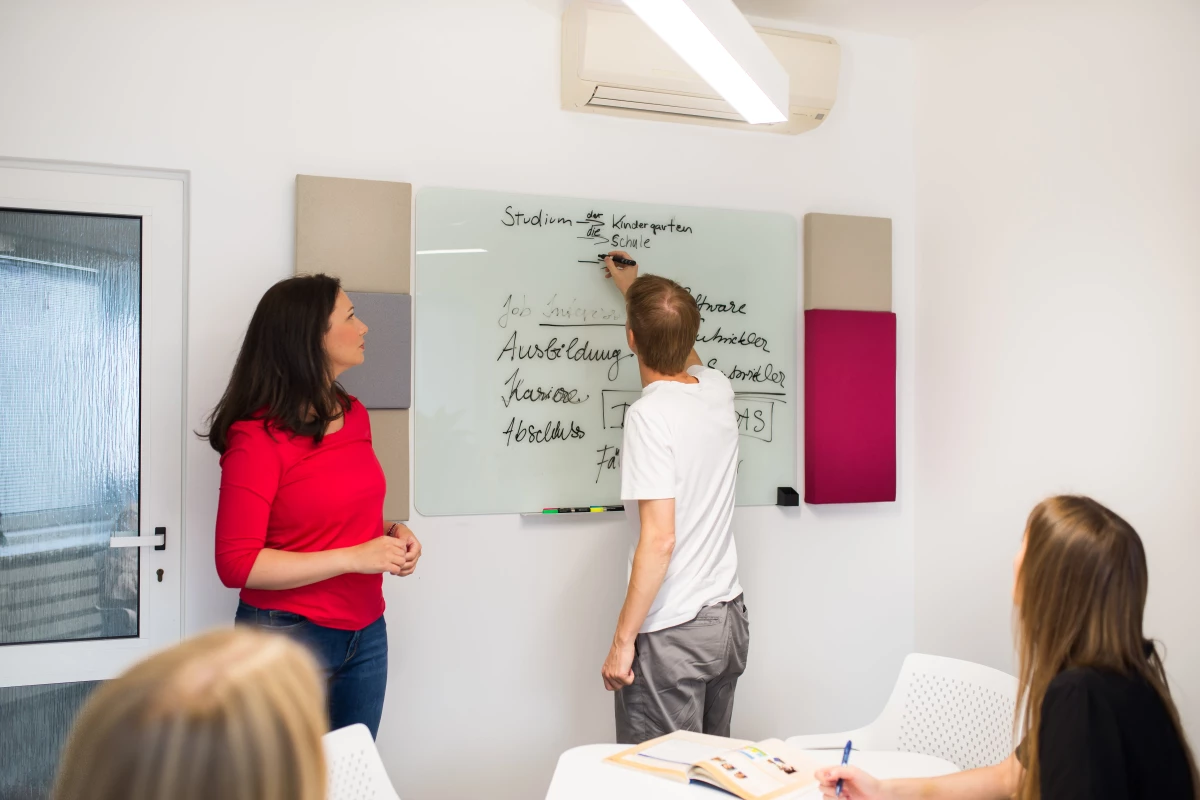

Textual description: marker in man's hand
[599,254,637,267]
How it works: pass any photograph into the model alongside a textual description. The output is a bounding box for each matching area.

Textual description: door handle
[110,526,166,550]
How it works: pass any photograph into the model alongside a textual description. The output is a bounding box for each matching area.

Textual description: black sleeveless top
[1017,667,1194,799]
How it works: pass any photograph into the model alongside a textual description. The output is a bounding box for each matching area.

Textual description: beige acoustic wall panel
[295,175,412,521]
[367,409,409,522]
[804,213,892,311]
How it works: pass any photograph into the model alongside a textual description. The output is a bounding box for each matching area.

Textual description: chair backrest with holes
[322,723,401,800]
[870,653,1019,769]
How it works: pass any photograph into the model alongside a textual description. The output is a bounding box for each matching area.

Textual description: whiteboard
[414,188,796,516]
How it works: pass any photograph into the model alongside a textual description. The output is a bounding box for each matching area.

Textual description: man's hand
[387,522,422,577]
[602,249,639,297]
[603,499,674,691]
[601,636,636,691]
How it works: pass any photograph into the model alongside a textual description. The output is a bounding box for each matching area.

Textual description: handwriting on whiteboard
[489,203,786,485]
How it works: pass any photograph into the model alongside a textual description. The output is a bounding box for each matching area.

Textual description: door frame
[0,158,189,687]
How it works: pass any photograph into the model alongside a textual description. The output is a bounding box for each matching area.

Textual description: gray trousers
[615,594,750,744]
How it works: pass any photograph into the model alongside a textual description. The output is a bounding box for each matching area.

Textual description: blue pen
[836,740,852,797]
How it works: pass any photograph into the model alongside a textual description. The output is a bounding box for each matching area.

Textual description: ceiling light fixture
[622,0,789,123]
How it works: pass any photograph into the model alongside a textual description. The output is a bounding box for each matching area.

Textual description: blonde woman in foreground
[819,495,1198,800]
[52,628,327,800]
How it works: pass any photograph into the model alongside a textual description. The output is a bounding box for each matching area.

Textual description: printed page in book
[605,730,752,782]
[689,739,821,799]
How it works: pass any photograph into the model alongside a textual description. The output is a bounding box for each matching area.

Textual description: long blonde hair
[1015,496,1198,800]
[52,628,328,800]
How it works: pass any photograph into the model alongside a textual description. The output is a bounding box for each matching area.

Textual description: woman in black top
[817,496,1198,800]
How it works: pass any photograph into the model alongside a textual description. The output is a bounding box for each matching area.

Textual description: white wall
[914,0,1200,740]
[0,1,916,797]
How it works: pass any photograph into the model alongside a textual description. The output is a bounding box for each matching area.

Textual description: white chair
[322,723,402,800]
[786,653,1019,770]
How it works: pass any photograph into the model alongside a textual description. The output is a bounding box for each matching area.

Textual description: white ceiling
[733,0,991,38]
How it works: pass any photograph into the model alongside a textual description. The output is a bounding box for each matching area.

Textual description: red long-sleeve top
[214,398,387,630]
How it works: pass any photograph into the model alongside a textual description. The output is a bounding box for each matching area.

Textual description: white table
[546,744,960,799]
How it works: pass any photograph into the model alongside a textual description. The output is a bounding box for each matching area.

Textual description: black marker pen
[599,254,637,267]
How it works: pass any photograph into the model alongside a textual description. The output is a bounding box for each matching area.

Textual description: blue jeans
[234,601,388,738]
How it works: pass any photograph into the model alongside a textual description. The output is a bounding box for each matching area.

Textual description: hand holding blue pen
[836,740,852,797]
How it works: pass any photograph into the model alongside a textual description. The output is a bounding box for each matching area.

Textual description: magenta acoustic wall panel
[804,309,897,504]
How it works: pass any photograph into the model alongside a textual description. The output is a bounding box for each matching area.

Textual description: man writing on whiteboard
[599,249,749,744]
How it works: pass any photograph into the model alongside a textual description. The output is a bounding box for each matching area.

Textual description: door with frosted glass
[0,164,185,799]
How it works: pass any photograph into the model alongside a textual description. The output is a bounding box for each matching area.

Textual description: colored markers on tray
[541,505,624,514]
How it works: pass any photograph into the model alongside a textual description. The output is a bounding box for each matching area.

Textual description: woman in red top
[201,273,421,739]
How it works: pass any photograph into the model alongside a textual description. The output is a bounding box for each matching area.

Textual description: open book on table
[605,730,821,799]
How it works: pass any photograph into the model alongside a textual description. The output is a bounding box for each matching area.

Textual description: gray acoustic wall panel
[340,292,411,409]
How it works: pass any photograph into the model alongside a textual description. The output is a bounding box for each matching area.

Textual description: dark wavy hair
[200,274,350,454]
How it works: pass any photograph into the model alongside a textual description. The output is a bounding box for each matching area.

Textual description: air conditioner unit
[561,1,840,135]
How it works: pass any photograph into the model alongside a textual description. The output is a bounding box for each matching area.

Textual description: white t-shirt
[621,364,742,633]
